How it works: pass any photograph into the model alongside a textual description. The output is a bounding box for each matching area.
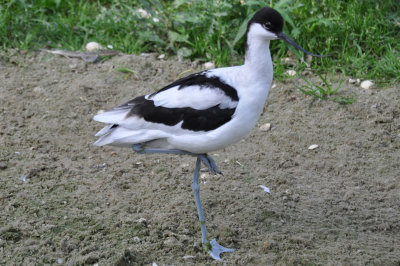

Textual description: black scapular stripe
[125,96,235,132]
[150,72,239,102]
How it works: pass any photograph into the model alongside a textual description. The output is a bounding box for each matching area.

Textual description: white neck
[243,25,274,83]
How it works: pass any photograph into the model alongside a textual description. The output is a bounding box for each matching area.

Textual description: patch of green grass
[1,0,399,84]
[296,73,356,104]
[115,67,138,79]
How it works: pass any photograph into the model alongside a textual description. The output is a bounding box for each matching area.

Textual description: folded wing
[93,71,239,147]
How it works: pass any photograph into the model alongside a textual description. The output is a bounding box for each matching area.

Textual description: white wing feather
[148,84,237,109]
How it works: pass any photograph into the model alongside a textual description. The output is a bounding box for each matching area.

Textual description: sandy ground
[0,51,399,265]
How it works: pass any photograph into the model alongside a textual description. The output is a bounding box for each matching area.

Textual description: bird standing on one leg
[93,7,327,260]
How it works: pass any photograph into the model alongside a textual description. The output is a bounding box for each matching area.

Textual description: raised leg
[132,144,222,174]
[132,143,234,260]
[199,155,222,175]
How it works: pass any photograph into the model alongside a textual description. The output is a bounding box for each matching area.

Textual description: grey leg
[201,155,222,175]
[132,143,197,156]
[191,155,234,260]
[192,157,207,244]
[133,144,221,174]
[132,143,234,260]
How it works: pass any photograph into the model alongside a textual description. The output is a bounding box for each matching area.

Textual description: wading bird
[94,7,326,260]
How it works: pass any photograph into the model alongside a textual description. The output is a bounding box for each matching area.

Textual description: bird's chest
[226,82,271,138]
[236,80,270,117]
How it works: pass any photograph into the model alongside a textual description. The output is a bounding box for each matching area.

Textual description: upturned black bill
[277,32,330,58]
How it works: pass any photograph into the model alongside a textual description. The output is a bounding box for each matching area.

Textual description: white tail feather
[93,109,129,124]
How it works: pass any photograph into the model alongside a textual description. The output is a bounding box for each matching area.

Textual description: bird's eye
[264,21,272,29]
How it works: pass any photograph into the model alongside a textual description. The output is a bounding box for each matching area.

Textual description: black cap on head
[249,7,284,34]
[246,7,330,58]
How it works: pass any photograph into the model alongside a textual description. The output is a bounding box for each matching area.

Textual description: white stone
[203,62,215,70]
[286,70,296,77]
[157,54,165,59]
[259,123,271,131]
[348,78,356,84]
[137,8,150,18]
[259,185,270,193]
[308,144,319,150]
[360,80,374,90]
[33,86,44,94]
[86,42,102,51]
[96,110,105,115]
[137,217,147,224]
[200,173,209,179]
[283,57,296,66]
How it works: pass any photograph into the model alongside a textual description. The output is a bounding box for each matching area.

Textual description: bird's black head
[248,7,284,35]
[245,7,329,58]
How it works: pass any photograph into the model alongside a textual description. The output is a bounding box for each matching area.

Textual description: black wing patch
[150,71,239,102]
[125,96,235,132]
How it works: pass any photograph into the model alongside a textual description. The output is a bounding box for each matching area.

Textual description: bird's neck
[244,37,273,76]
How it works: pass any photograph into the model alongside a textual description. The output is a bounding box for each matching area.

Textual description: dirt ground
[0,50,399,265]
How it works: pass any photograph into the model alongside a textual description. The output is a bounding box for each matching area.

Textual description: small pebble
[0,162,7,170]
[271,83,277,89]
[33,86,45,94]
[348,78,356,84]
[183,255,196,260]
[157,54,165,60]
[180,163,190,169]
[137,217,147,224]
[200,173,209,179]
[360,80,375,90]
[283,57,296,66]
[138,8,150,18]
[85,42,102,52]
[286,70,296,77]
[203,62,215,70]
[96,110,105,115]
[308,144,319,150]
[259,123,271,131]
